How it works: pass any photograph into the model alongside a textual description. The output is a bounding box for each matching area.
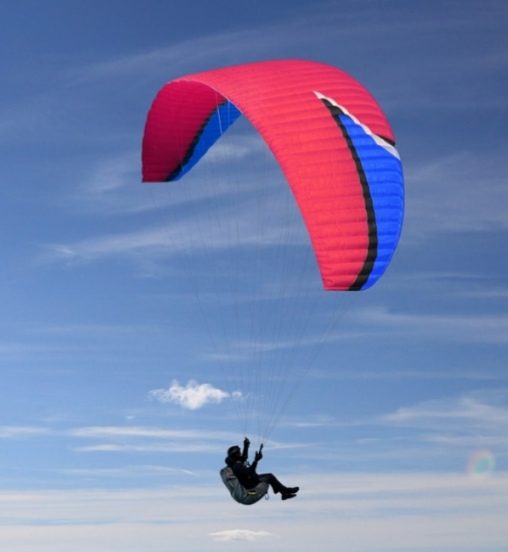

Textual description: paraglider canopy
[142,59,404,291]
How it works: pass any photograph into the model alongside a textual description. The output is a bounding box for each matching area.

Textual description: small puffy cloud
[150,380,242,410]
[210,529,272,542]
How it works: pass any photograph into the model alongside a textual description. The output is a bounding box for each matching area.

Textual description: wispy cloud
[210,529,272,542]
[345,305,508,344]
[405,150,508,239]
[382,392,508,431]
[0,426,51,439]
[69,11,338,85]
[63,465,197,478]
[74,443,218,454]
[42,170,308,270]
[65,3,508,120]
[233,303,508,353]
[1,472,507,551]
[276,390,508,467]
[68,425,241,455]
[381,270,508,299]
[0,94,56,143]
[69,425,237,441]
[72,134,269,216]
[43,224,183,264]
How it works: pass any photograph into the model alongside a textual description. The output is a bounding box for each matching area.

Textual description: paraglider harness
[220,444,269,505]
[220,466,269,505]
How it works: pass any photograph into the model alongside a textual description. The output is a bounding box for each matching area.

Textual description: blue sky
[1,0,508,550]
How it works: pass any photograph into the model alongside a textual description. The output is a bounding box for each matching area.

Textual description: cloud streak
[405,150,508,239]
[382,392,508,431]
[1,472,507,551]
[210,529,272,542]
[72,133,269,216]
[345,306,508,345]
[0,426,51,439]
[69,10,340,85]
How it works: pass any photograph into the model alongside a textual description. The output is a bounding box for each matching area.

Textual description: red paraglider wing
[142,60,404,291]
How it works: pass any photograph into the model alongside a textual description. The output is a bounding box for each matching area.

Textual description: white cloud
[0,426,50,439]
[83,151,139,195]
[75,443,218,454]
[69,425,239,442]
[63,465,197,478]
[71,132,269,217]
[1,472,507,551]
[0,93,57,143]
[66,425,243,454]
[381,392,508,432]
[345,306,508,344]
[43,166,308,270]
[69,426,206,439]
[304,392,505,448]
[210,529,272,542]
[201,133,268,163]
[405,150,508,239]
[69,11,333,84]
[150,380,241,410]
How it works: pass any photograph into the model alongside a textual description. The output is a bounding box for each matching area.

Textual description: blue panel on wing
[174,101,242,180]
[339,114,404,289]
